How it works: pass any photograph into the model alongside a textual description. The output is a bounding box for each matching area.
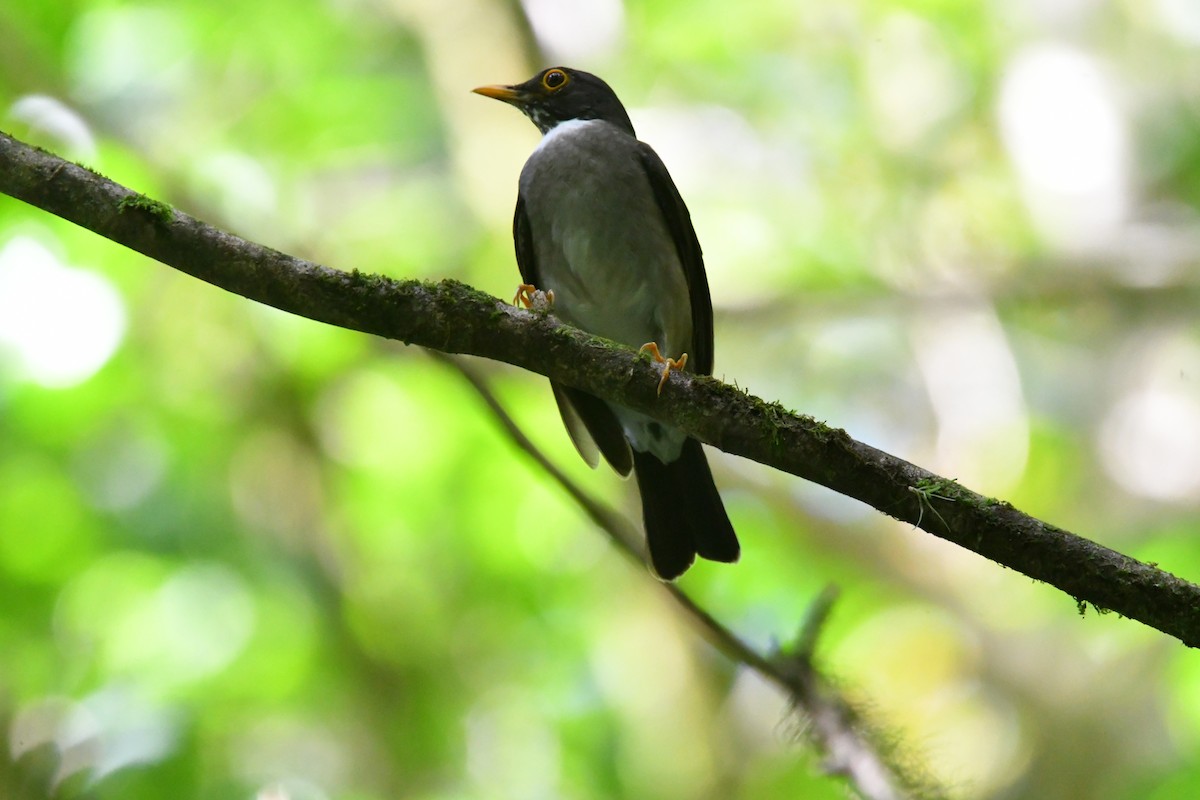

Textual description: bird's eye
[542,69,568,91]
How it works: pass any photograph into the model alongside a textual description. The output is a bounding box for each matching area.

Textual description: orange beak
[472,84,524,105]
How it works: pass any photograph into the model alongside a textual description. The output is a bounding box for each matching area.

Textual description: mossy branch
[2,130,1198,647]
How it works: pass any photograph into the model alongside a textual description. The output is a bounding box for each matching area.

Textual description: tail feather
[632,438,739,580]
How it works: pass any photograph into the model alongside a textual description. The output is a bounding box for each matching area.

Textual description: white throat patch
[535,118,604,152]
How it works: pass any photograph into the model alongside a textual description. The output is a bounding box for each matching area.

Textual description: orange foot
[638,342,688,395]
[513,283,555,310]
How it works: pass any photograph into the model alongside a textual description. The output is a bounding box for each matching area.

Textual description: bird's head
[473,67,635,137]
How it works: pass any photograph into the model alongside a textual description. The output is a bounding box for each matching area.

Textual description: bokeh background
[3,0,1200,798]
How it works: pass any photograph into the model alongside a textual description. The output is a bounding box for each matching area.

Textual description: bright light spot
[910,302,1029,491]
[588,596,716,796]
[67,7,192,109]
[634,104,806,305]
[465,690,561,797]
[1000,46,1122,194]
[1110,211,1200,288]
[10,696,74,759]
[191,151,279,230]
[313,368,437,477]
[865,14,968,150]
[8,95,97,160]
[253,780,330,800]
[79,686,179,779]
[520,0,625,61]
[0,237,126,388]
[101,563,257,687]
[235,718,345,798]
[1154,0,1200,45]
[155,564,256,677]
[1101,389,1200,501]
[9,689,178,788]
[835,604,1025,795]
[635,105,770,196]
[998,44,1129,251]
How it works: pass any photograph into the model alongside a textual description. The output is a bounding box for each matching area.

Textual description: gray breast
[518,119,693,360]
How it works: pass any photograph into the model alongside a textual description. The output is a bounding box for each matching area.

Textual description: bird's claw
[638,342,688,395]
[513,283,555,310]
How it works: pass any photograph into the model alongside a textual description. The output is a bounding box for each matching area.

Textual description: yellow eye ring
[541,69,569,91]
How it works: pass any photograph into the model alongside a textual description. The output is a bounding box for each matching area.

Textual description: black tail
[632,438,740,580]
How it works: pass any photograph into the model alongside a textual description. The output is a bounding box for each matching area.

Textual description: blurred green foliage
[2,1,1200,798]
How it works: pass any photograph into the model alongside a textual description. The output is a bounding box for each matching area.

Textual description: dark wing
[514,194,633,476]
[637,143,714,376]
[554,384,631,476]
[513,194,539,287]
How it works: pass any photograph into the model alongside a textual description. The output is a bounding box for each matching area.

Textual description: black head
[473,67,635,137]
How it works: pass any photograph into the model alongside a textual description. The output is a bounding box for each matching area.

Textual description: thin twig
[436,352,921,800]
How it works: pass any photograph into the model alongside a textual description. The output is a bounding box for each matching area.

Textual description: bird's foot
[638,342,688,395]
[513,283,555,310]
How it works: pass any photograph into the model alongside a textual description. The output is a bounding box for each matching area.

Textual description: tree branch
[2,130,1198,647]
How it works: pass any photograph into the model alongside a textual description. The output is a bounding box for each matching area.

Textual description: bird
[473,67,739,580]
